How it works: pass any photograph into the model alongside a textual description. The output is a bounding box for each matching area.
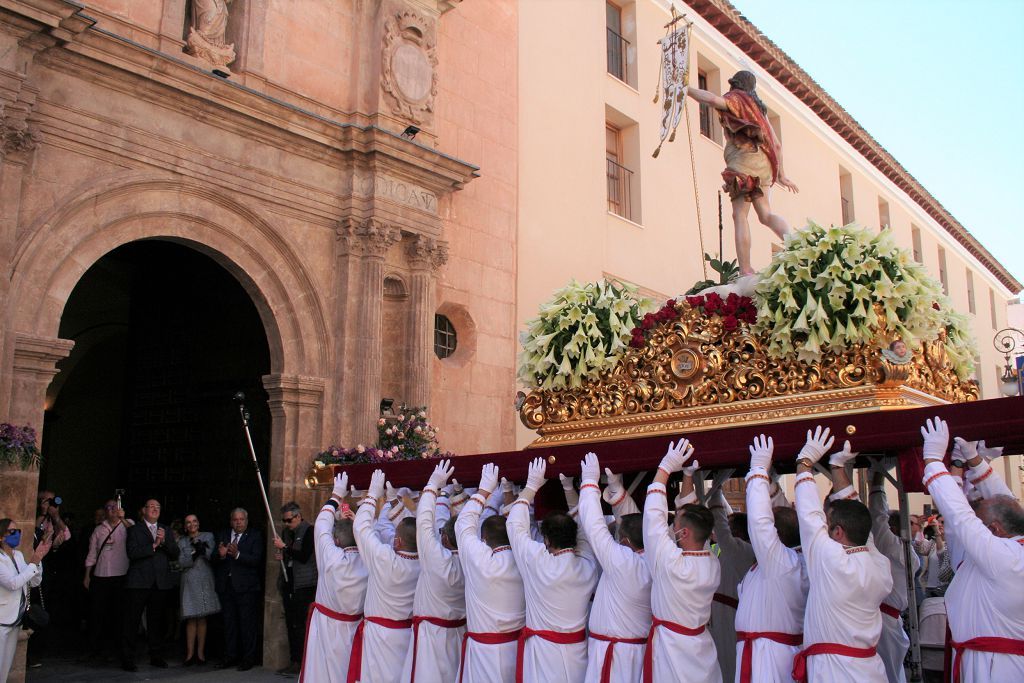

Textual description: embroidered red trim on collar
[551,548,576,557]
[845,546,868,555]
[492,545,511,554]
[397,551,419,560]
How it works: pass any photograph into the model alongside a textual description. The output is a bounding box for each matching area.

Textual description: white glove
[977,440,1003,461]
[451,479,465,496]
[501,477,513,493]
[559,473,576,491]
[385,481,398,502]
[580,453,600,484]
[681,459,701,477]
[797,426,835,465]
[748,434,773,471]
[829,440,858,468]
[525,457,547,492]
[332,472,349,499]
[368,469,386,500]
[602,468,625,504]
[920,417,949,462]
[659,439,695,474]
[428,459,455,491]
[479,463,499,494]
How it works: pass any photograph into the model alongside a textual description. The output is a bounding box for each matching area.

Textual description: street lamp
[993,327,1024,397]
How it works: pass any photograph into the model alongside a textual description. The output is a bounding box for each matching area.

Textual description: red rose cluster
[630,293,758,349]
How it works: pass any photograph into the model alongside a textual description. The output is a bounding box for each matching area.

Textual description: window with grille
[434,314,457,359]
[606,2,628,81]
[698,72,712,138]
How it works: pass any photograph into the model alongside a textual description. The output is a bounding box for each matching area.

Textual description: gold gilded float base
[526,385,945,448]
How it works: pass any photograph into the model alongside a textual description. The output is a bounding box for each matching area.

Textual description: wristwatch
[796,458,814,469]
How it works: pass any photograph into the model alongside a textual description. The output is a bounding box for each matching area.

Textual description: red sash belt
[880,603,901,620]
[713,592,739,609]
[345,615,413,683]
[458,629,522,683]
[589,631,647,683]
[791,643,876,683]
[409,615,467,683]
[642,617,707,683]
[299,603,363,683]
[950,637,1024,683]
[515,627,586,683]
[735,630,802,683]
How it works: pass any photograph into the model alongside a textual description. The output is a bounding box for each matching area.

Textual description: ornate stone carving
[519,303,978,446]
[381,9,438,125]
[185,0,236,71]
[1,102,39,156]
[335,217,401,257]
[406,234,448,270]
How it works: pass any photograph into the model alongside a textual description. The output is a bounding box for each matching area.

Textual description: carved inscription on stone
[342,175,438,214]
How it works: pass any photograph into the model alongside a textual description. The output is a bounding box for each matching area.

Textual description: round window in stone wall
[434,314,457,359]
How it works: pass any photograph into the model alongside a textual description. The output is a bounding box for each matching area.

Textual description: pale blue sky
[730,0,1024,295]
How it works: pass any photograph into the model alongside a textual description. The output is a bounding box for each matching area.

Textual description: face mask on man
[6,530,22,548]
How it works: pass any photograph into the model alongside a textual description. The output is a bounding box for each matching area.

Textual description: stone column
[405,235,448,408]
[260,373,325,671]
[352,219,400,444]
[1,333,72,683]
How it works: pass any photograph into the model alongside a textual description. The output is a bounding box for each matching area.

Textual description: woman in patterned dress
[178,514,220,666]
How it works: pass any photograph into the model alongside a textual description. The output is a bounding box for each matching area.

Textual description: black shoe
[150,657,168,668]
[238,661,254,672]
[218,658,239,669]
[183,656,196,667]
[196,657,207,666]
[122,661,138,672]
[277,662,300,677]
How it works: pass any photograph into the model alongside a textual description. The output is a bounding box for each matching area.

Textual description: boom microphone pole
[233,392,288,582]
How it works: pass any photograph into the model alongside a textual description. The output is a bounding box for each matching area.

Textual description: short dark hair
[540,511,577,551]
[772,506,799,548]
[0,518,11,537]
[334,519,355,547]
[677,504,713,544]
[396,517,417,552]
[441,516,458,550]
[829,499,873,546]
[280,501,301,516]
[482,514,510,549]
[888,511,901,534]
[618,513,644,549]
[729,513,750,543]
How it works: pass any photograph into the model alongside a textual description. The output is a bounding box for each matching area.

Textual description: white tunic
[709,491,755,683]
[578,482,651,683]
[455,493,526,683]
[507,497,599,683]
[794,472,891,683]
[924,461,1024,683]
[353,498,421,683]
[299,506,368,683]
[868,486,920,683]
[734,468,807,683]
[401,488,467,683]
[643,482,722,683]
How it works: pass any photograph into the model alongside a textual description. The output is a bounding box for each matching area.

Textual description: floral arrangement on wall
[517,279,652,390]
[754,222,976,378]
[0,423,41,470]
[313,406,450,466]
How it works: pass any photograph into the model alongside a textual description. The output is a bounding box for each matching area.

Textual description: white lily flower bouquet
[517,279,653,390]
[755,222,977,380]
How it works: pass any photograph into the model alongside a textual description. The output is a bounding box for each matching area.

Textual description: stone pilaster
[405,234,448,408]
[260,372,325,671]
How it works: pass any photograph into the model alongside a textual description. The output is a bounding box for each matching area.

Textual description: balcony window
[606,3,629,82]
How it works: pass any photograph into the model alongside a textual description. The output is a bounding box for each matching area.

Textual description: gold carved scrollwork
[519,303,978,438]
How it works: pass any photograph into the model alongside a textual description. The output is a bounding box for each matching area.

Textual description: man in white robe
[734,435,807,683]
[402,460,467,682]
[455,463,526,682]
[300,472,368,683]
[349,469,421,683]
[508,457,599,683]
[643,439,722,683]
[577,452,652,683]
[920,421,1024,683]
[791,426,891,683]
[707,471,755,683]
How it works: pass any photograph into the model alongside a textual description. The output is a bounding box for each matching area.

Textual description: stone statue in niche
[185,0,236,71]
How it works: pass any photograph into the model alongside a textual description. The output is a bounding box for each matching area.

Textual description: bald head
[977,495,1024,538]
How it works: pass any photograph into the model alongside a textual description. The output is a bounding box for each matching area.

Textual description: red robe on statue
[719,90,781,200]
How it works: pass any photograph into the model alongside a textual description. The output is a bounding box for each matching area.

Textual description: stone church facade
[0,0,516,673]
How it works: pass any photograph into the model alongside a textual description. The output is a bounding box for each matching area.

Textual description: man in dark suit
[213,507,264,671]
[121,498,180,672]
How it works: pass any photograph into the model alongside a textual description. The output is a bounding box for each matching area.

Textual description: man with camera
[82,499,131,662]
[121,499,179,672]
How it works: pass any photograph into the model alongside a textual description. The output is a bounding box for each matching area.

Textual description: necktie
[232,533,239,545]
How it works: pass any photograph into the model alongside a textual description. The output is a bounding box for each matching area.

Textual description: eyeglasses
[281,516,296,523]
